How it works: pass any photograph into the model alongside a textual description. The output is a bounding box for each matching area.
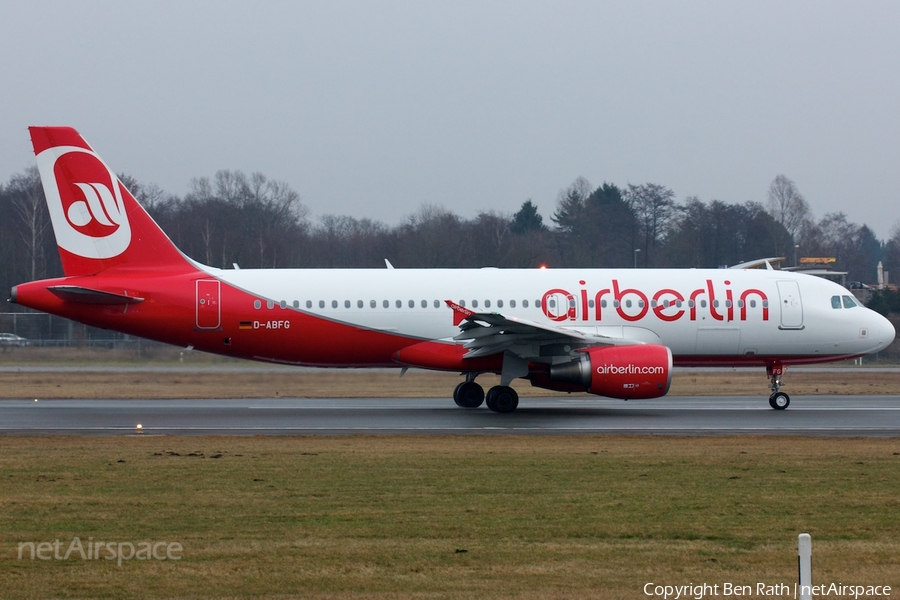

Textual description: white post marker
[798,533,812,600]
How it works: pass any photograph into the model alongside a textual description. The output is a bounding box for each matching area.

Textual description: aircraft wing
[729,257,783,270]
[446,300,641,359]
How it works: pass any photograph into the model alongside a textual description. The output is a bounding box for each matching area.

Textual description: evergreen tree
[510,200,546,234]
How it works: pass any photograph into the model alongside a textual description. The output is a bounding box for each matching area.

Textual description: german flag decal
[239,321,253,330]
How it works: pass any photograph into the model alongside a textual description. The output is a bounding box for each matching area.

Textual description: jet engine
[546,344,672,399]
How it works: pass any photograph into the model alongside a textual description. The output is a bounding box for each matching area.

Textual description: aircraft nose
[872,313,896,352]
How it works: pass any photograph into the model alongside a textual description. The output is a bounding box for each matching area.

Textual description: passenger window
[332,300,338,309]
[421,299,427,308]
[510,300,516,308]
[267,301,274,309]
[280,300,287,309]
[253,300,261,309]
[319,300,325,309]
[485,300,491,308]
[371,300,377,308]
[383,300,389,308]
[831,296,842,309]
[433,299,439,308]
[357,300,364,308]
[306,300,312,309]
[408,299,415,308]
[842,295,857,308]
[473,300,479,308]
[522,300,528,308]
[700,300,707,308]
[395,300,402,308]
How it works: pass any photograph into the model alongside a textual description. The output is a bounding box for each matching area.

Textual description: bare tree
[396,204,467,266]
[766,175,811,251]
[8,166,49,281]
[884,223,900,284]
[470,211,513,266]
[625,183,676,264]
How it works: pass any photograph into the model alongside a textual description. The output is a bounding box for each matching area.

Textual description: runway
[2,396,899,436]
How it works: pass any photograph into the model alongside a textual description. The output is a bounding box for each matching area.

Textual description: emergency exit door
[196,279,221,329]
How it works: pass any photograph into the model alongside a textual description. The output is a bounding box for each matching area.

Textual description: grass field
[2,349,898,598]
[2,436,899,599]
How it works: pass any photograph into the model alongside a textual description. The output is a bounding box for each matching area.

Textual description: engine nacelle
[547,344,672,399]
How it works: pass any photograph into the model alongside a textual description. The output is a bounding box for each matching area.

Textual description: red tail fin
[30,126,191,276]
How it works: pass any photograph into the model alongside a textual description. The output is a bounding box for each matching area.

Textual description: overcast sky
[2,1,899,240]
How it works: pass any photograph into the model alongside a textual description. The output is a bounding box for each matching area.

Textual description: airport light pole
[634,248,640,268]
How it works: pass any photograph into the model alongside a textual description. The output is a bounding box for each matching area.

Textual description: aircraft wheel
[768,392,790,410]
[453,381,484,408]
[486,385,519,413]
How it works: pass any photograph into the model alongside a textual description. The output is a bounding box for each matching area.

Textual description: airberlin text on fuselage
[542,279,769,323]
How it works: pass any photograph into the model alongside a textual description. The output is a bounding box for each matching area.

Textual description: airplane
[9,127,896,412]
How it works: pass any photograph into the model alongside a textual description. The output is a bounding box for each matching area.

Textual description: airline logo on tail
[35,145,131,259]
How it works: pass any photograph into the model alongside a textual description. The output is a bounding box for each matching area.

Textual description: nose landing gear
[767,363,790,410]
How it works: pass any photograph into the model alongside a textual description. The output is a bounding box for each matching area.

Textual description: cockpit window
[831,295,842,309]
[842,295,858,309]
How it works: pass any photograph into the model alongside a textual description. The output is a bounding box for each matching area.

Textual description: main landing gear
[453,376,519,413]
[767,363,790,410]
[453,380,484,408]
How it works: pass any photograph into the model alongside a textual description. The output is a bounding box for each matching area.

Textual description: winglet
[445,299,475,326]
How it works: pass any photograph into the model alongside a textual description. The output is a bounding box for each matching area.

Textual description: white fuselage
[205,265,895,364]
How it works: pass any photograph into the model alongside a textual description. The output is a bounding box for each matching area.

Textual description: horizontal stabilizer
[47,285,144,305]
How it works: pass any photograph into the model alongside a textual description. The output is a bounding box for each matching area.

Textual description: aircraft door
[196,279,221,329]
[776,280,803,329]
[543,291,576,321]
